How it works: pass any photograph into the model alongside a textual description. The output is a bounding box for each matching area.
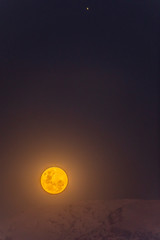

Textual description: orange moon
[41,167,68,194]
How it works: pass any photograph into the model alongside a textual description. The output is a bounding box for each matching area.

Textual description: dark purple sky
[0,0,159,215]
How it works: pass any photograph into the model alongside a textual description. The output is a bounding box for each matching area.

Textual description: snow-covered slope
[1,200,160,240]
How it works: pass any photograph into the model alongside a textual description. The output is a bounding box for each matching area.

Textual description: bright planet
[41,167,68,194]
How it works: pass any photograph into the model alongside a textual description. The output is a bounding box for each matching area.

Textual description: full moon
[41,167,68,194]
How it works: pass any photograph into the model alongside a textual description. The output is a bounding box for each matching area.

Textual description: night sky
[0,0,159,217]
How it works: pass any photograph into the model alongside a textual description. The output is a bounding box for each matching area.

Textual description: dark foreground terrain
[1,200,160,240]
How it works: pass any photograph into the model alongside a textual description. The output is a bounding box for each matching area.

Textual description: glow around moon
[41,167,68,194]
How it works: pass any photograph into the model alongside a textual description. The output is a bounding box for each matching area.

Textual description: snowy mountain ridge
[1,200,160,240]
